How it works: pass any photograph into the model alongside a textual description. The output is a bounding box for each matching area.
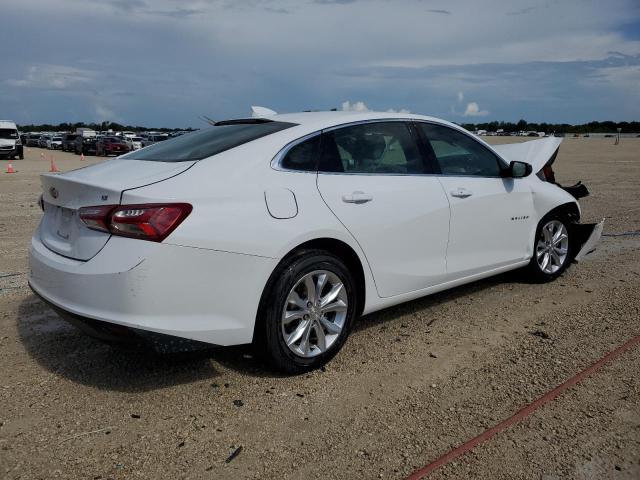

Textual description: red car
[96,136,131,156]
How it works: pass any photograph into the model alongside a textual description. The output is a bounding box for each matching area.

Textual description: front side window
[280,135,320,171]
[417,123,503,177]
[123,121,296,162]
[319,122,424,174]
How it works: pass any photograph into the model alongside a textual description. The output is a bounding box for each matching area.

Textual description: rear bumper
[28,229,277,346]
[30,287,215,352]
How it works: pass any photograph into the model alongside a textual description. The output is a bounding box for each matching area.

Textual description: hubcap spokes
[536,220,569,274]
[282,270,348,358]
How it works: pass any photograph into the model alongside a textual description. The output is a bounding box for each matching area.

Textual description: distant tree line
[17,121,197,133]
[459,119,640,134]
[19,119,640,134]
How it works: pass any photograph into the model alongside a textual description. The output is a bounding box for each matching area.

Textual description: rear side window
[123,121,296,162]
[280,135,320,171]
[319,122,424,174]
[417,123,503,177]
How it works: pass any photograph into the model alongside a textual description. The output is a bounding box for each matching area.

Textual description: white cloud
[5,64,94,89]
[341,101,410,113]
[3,0,640,124]
[463,102,489,117]
[95,104,116,121]
[586,65,640,93]
[341,100,370,112]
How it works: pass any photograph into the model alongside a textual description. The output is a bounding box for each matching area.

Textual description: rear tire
[525,213,573,283]
[257,249,357,373]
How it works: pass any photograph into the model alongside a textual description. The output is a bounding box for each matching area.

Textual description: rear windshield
[122,121,296,162]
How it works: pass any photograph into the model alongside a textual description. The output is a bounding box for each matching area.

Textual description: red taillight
[79,203,192,242]
[78,205,113,232]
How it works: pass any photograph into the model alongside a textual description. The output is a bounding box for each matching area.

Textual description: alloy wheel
[281,270,348,358]
[536,219,569,274]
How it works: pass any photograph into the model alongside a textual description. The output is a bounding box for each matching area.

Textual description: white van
[0,120,23,159]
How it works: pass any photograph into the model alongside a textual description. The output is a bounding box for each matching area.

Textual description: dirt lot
[1,138,639,479]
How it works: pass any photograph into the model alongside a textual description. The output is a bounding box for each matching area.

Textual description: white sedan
[29,110,602,372]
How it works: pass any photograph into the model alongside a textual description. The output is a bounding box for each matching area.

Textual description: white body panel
[30,231,276,345]
[28,111,591,347]
[317,173,450,297]
[437,176,535,277]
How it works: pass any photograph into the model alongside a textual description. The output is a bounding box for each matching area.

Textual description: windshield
[131,137,142,141]
[53,137,62,141]
[0,129,18,139]
[123,121,296,162]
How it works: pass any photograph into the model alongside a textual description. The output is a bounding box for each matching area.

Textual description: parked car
[26,133,42,147]
[29,111,603,373]
[62,133,78,152]
[75,128,98,155]
[0,120,23,159]
[125,136,143,151]
[96,136,131,156]
[39,134,51,148]
[142,134,169,147]
[46,135,63,150]
[75,136,98,155]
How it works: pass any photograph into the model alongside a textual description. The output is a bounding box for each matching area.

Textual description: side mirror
[506,161,532,178]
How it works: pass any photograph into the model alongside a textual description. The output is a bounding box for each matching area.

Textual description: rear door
[316,121,450,298]
[415,122,535,278]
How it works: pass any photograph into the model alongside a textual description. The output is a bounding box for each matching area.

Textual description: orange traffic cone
[6,163,16,173]
[80,153,85,161]
[49,156,60,173]
[40,152,44,160]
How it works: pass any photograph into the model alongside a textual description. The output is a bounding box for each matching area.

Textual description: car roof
[268,111,449,128]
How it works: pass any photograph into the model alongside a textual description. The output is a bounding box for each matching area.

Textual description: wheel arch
[254,237,368,343]
[542,201,581,222]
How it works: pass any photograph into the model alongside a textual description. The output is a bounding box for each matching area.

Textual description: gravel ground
[0,138,639,479]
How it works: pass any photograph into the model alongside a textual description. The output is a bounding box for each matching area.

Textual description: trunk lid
[39,159,195,260]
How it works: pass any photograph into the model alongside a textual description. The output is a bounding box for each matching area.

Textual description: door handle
[342,191,373,204]
[450,188,473,198]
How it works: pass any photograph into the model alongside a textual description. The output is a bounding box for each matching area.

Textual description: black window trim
[271,130,323,173]
[412,120,511,178]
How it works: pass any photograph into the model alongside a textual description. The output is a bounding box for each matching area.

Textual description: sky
[2,0,639,127]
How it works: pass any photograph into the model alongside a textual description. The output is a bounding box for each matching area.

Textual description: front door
[415,122,535,278]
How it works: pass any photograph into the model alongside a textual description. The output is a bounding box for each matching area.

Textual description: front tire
[525,214,573,282]
[257,250,357,373]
